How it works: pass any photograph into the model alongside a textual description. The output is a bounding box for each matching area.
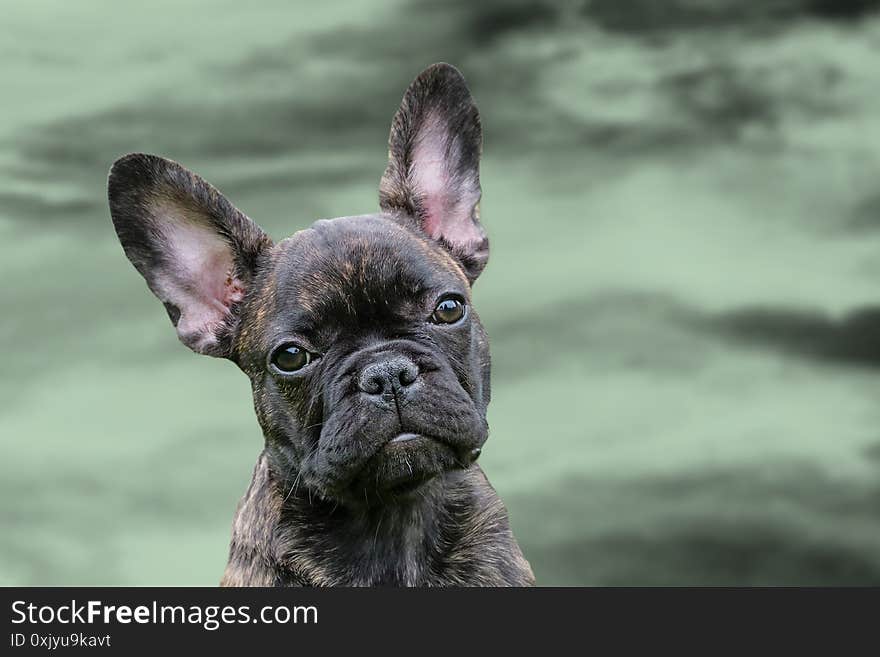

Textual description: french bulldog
[108,63,534,586]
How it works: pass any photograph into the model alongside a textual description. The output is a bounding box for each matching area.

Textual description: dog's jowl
[107,63,534,586]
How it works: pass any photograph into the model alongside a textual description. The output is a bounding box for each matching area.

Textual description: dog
[107,63,534,586]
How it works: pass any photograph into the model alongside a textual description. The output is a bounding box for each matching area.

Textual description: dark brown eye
[432,298,466,324]
[271,344,311,373]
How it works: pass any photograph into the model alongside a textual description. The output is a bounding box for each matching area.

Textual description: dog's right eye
[270,344,312,373]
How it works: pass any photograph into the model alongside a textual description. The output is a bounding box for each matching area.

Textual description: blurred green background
[3,0,880,585]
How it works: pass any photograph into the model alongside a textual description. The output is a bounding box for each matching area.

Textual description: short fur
[108,63,534,586]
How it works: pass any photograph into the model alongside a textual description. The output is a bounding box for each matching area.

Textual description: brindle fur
[221,454,532,586]
[108,63,534,586]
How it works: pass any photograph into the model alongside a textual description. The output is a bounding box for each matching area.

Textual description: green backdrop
[3,0,880,585]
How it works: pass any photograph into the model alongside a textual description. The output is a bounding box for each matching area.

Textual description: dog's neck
[222,449,534,587]
[275,462,449,587]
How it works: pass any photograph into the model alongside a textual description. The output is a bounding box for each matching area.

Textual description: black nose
[358,356,420,396]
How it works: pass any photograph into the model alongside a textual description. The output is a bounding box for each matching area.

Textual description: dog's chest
[222,454,533,587]
[276,505,443,587]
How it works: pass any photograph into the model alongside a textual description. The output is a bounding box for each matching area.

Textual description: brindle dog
[108,63,534,586]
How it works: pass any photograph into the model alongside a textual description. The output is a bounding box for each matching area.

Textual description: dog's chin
[342,433,468,504]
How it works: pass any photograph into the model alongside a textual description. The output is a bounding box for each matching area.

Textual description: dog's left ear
[379,63,488,282]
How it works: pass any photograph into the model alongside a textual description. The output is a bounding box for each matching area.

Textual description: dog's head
[108,64,493,506]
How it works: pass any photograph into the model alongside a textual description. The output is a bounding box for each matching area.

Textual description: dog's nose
[358,356,419,397]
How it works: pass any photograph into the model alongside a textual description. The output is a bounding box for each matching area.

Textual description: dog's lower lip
[388,474,434,496]
[390,432,421,444]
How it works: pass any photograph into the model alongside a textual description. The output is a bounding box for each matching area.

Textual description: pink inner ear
[411,113,483,247]
[152,209,245,353]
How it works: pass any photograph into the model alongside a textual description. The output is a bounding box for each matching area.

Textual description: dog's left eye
[270,344,312,373]
[431,297,466,324]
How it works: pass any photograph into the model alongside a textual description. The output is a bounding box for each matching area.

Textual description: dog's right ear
[108,153,273,358]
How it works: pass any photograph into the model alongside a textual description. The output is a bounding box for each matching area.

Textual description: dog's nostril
[398,363,418,387]
[361,374,384,395]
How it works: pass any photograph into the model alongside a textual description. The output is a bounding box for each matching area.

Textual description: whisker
[371,511,384,552]
[282,440,321,504]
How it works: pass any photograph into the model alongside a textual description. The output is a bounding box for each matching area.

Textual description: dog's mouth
[386,431,434,450]
[388,432,422,445]
[345,431,471,500]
